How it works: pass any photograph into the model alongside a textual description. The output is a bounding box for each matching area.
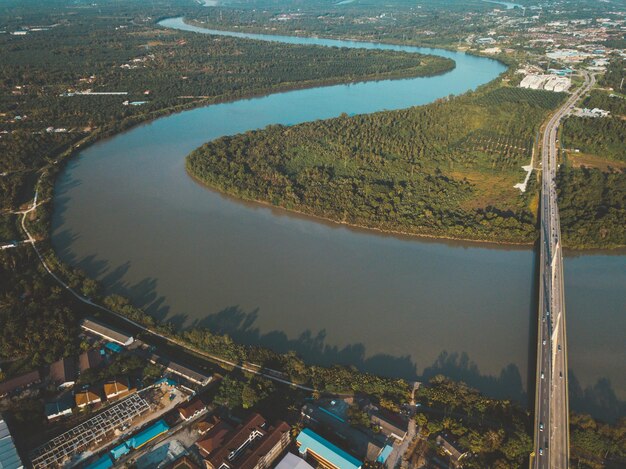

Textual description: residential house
[104,380,130,400]
[79,349,104,373]
[45,396,74,420]
[49,357,77,389]
[178,398,206,421]
[436,433,469,468]
[75,389,102,408]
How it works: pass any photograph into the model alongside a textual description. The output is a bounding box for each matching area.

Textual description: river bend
[51,17,625,418]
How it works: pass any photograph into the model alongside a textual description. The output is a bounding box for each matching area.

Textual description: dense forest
[557,165,626,249]
[187,85,563,244]
[0,0,451,214]
[562,116,626,162]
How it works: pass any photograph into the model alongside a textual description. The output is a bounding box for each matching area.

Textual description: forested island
[186,75,625,249]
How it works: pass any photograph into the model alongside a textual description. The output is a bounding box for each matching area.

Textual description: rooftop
[0,419,23,469]
[296,428,362,469]
[275,453,314,469]
[81,318,134,346]
[0,370,40,396]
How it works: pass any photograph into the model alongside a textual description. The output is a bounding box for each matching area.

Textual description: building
[196,421,234,459]
[45,396,74,420]
[49,357,77,388]
[369,411,408,442]
[0,370,41,397]
[84,453,114,469]
[197,415,221,436]
[178,398,206,421]
[147,354,211,386]
[295,428,362,469]
[202,414,290,469]
[128,419,170,449]
[104,380,130,400]
[81,318,134,346]
[79,349,104,372]
[301,401,383,462]
[436,433,469,467]
[167,455,202,469]
[275,453,314,469]
[0,418,24,469]
[75,389,102,408]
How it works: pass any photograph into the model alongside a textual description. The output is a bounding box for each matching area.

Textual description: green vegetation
[562,117,626,163]
[581,90,626,116]
[187,85,561,244]
[599,57,625,93]
[557,165,626,249]
[0,0,451,215]
[416,375,626,468]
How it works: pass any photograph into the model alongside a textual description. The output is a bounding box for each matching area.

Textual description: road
[532,71,594,469]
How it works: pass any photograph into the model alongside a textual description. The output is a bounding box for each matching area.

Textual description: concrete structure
[0,418,24,469]
[0,370,40,397]
[295,428,362,469]
[31,381,151,468]
[532,70,594,469]
[275,453,314,469]
[81,318,134,346]
[49,357,77,388]
[519,74,571,92]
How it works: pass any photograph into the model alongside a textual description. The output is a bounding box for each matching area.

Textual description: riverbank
[50,17,626,414]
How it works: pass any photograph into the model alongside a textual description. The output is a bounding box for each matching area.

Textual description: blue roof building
[128,420,170,449]
[376,444,394,463]
[84,454,114,469]
[296,428,362,469]
[110,442,130,460]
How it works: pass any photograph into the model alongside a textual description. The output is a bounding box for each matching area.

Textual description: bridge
[532,71,594,469]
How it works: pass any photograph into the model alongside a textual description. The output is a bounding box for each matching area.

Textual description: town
[1,317,469,469]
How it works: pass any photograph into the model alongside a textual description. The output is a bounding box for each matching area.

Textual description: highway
[532,71,594,469]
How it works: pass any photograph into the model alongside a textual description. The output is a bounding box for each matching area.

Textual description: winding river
[52,17,625,419]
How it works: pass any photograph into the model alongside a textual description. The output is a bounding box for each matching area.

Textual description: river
[51,17,625,419]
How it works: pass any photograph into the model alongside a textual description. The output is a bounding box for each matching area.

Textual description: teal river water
[52,17,625,418]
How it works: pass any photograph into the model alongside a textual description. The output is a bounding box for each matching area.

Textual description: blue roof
[105,342,123,353]
[44,396,74,417]
[128,420,169,449]
[85,454,114,469]
[377,444,394,463]
[296,428,362,469]
[110,442,130,460]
